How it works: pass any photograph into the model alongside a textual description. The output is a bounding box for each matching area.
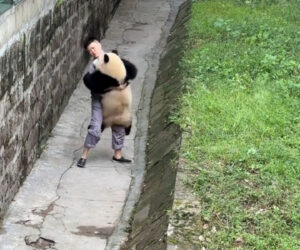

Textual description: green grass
[172,0,300,249]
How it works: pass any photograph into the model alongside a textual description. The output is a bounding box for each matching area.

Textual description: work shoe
[112,156,132,163]
[77,158,86,168]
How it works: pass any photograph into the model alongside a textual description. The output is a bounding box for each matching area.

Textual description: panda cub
[83,50,137,135]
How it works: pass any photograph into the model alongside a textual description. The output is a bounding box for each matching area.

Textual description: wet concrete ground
[0,0,185,249]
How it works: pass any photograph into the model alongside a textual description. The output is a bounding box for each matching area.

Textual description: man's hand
[116,83,127,90]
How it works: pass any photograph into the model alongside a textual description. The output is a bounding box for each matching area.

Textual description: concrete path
[0,0,184,249]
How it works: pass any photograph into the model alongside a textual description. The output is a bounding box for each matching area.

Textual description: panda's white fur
[94,52,132,129]
[101,85,132,128]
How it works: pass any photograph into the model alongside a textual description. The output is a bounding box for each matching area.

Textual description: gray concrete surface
[0,0,184,249]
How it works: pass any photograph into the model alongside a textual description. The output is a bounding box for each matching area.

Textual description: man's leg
[111,126,131,163]
[77,96,102,167]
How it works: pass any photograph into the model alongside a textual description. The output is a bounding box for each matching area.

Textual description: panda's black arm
[83,71,120,94]
[122,59,138,81]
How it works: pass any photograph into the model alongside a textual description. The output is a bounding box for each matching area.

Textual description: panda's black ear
[104,54,109,63]
[112,50,118,55]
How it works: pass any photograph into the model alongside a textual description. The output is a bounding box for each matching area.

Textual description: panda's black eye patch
[104,54,109,63]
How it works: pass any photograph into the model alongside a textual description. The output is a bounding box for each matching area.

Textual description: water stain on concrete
[71,225,115,239]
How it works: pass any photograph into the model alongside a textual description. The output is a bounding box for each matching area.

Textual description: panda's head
[93,51,126,83]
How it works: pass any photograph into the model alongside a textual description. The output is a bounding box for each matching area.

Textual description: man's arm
[88,62,96,73]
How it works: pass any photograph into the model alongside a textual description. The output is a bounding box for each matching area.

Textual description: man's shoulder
[88,61,96,73]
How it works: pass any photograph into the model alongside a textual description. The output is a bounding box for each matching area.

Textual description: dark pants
[84,95,125,150]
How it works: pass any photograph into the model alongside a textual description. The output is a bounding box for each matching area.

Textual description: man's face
[87,41,103,58]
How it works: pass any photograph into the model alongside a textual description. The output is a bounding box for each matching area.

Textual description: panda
[83,51,137,135]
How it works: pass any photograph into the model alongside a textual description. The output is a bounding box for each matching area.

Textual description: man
[77,37,131,168]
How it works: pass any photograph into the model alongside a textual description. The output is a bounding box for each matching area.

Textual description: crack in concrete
[15,220,40,230]
[25,235,57,250]
[49,214,68,232]
[32,203,55,217]
[24,144,80,248]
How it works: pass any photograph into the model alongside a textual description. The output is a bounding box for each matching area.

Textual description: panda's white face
[96,52,126,83]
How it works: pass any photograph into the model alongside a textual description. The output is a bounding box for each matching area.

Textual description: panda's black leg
[101,123,106,132]
[125,125,131,135]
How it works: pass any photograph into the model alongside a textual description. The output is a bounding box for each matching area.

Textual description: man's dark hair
[83,36,99,49]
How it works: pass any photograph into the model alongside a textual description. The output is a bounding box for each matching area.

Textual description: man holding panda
[77,37,131,168]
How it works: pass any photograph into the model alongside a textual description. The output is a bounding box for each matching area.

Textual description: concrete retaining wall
[0,0,120,217]
[121,2,190,249]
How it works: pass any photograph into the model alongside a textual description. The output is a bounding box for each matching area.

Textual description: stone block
[68,0,78,19]
[34,18,41,36]
[23,70,33,91]
[52,88,62,111]
[0,93,12,119]
[18,148,30,184]
[53,50,62,69]
[0,54,9,100]
[23,88,42,134]
[27,79,42,108]
[41,11,51,32]
[22,115,32,141]
[25,124,39,156]
[38,110,53,144]
[8,99,24,134]
[71,15,79,30]
[53,68,61,85]
[3,138,17,168]
[36,51,48,76]
[7,52,16,87]
[9,42,18,75]
[60,3,68,23]
[0,157,4,180]
[53,4,62,30]
[28,31,36,67]
[0,53,6,78]
[50,30,61,54]
[60,61,69,86]
[66,1,73,19]
[79,5,85,20]
[41,27,51,49]
[41,12,53,48]
[0,125,9,149]
[17,37,26,79]
[8,86,22,112]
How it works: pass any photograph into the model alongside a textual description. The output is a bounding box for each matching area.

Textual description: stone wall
[0,0,121,217]
[121,2,190,249]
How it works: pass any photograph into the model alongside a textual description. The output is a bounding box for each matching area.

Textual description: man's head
[84,37,103,58]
